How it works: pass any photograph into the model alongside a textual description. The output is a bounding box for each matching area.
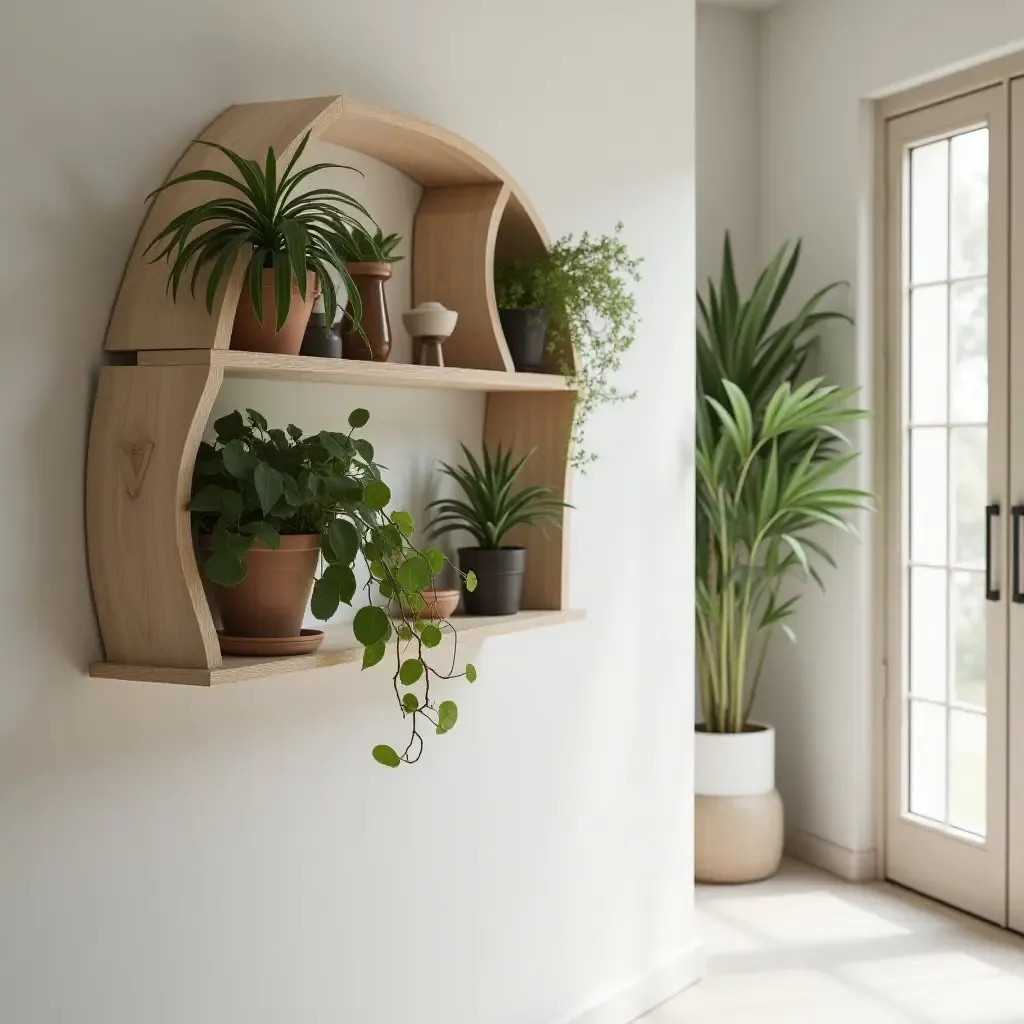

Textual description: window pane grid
[904,127,989,839]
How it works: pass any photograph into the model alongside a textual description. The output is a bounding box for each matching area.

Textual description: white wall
[697,3,761,288]
[0,2,698,1022]
[759,0,1024,856]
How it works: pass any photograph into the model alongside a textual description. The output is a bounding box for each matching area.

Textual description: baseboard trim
[786,826,877,882]
[559,940,705,1024]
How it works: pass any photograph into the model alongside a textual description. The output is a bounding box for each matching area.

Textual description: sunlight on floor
[644,861,1024,1024]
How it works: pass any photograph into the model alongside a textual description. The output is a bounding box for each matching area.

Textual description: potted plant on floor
[334,225,404,361]
[426,444,568,615]
[191,406,478,767]
[494,223,641,469]
[144,131,371,355]
[695,234,872,883]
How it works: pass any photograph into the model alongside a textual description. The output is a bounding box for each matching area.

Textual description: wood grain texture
[138,349,574,392]
[90,610,585,685]
[413,183,512,371]
[87,365,223,667]
[483,391,576,610]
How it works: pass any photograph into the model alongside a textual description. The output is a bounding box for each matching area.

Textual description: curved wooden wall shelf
[88,97,577,678]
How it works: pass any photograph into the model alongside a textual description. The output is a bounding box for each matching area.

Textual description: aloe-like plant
[696,235,872,733]
[144,131,371,330]
[336,225,404,263]
[427,444,568,548]
[192,407,478,766]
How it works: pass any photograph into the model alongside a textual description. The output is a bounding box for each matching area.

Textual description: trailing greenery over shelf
[696,235,872,734]
[335,225,404,263]
[144,131,373,331]
[190,408,478,766]
[495,223,641,469]
[428,443,568,548]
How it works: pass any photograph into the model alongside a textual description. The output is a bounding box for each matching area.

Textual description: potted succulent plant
[427,444,568,615]
[334,225,404,361]
[695,235,872,882]
[191,406,479,768]
[144,131,371,355]
[494,223,641,469]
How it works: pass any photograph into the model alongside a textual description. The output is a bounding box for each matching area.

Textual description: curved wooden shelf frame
[88,97,576,676]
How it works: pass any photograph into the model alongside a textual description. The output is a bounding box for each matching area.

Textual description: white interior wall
[0,3,699,1022]
[697,3,762,288]
[759,0,1024,857]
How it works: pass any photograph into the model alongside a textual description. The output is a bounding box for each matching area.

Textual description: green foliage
[191,407,477,764]
[495,223,642,469]
[696,235,873,733]
[427,443,569,549]
[333,224,404,263]
[144,131,371,332]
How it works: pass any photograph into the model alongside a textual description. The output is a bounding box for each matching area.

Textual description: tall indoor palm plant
[693,234,872,886]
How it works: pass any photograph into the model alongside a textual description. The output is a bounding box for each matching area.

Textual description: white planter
[695,724,776,797]
[694,724,784,884]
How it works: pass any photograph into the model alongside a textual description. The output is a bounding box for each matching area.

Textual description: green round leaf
[464,570,478,593]
[396,624,413,642]
[437,700,458,734]
[398,555,431,594]
[399,659,424,686]
[324,564,357,606]
[364,480,391,511]
[426,548,445,575]
[420,624,443,649]
[353,605,391,646]
[379,580,395,600]
[362,640,387,670]
[465,663,477,683]
[372,744,401,767]
[402,693,419,713]
[222,440,255,479]
[204,551,247,587]
[310,573,341,621]
[349,408,370,429]
[404,593,426,615]
[327,519,360,565]
[392,511,415,537]
[354,438,375,463]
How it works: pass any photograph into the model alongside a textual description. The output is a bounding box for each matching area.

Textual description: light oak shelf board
[137,351,574,393]
[90,609,585,686]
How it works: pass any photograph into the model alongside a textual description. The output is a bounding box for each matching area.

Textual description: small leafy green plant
[427,444,568,549]
[495,223,642,469]
[335,225,404,263]
[145,131,372,332]
[191,408,478,766]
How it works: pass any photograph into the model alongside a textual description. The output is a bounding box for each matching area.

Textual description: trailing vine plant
[191,407,479,766]
[494,223,642,469]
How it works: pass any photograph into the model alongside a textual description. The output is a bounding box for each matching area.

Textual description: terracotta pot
[419,587,461,620]
[694,724,784,884]
[197,534,321,639]
[231,269,318,355]
[342,262,393,361]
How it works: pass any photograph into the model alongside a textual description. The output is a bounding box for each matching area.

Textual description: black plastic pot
[498,308,550,371]
[458,547,526,616]
[300,312,342,358]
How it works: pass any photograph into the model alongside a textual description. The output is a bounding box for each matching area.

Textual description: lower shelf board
[89,609,585,686]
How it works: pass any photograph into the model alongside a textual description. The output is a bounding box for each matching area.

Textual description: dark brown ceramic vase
[342,262,392,361]
[231,269,318,355]
[197,534,321,638]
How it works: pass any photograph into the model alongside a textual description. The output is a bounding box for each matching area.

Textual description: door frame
[874,73,1013,924]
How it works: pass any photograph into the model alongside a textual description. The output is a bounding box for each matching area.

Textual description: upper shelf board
[90,609,585,686]
[137,350,575,393]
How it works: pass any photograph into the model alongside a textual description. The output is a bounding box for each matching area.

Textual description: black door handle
[987,503,1001,602]
[1012,505,1024,605]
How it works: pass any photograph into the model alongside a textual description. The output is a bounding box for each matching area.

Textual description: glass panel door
[885,86,1008,927]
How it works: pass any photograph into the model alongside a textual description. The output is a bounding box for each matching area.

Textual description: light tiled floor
[645,860,1024,1023]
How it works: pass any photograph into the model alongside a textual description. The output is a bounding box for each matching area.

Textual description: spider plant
[143,130,373,330]
[336,225,404,263]
[427,444,568,549]
[696,234,872,734]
